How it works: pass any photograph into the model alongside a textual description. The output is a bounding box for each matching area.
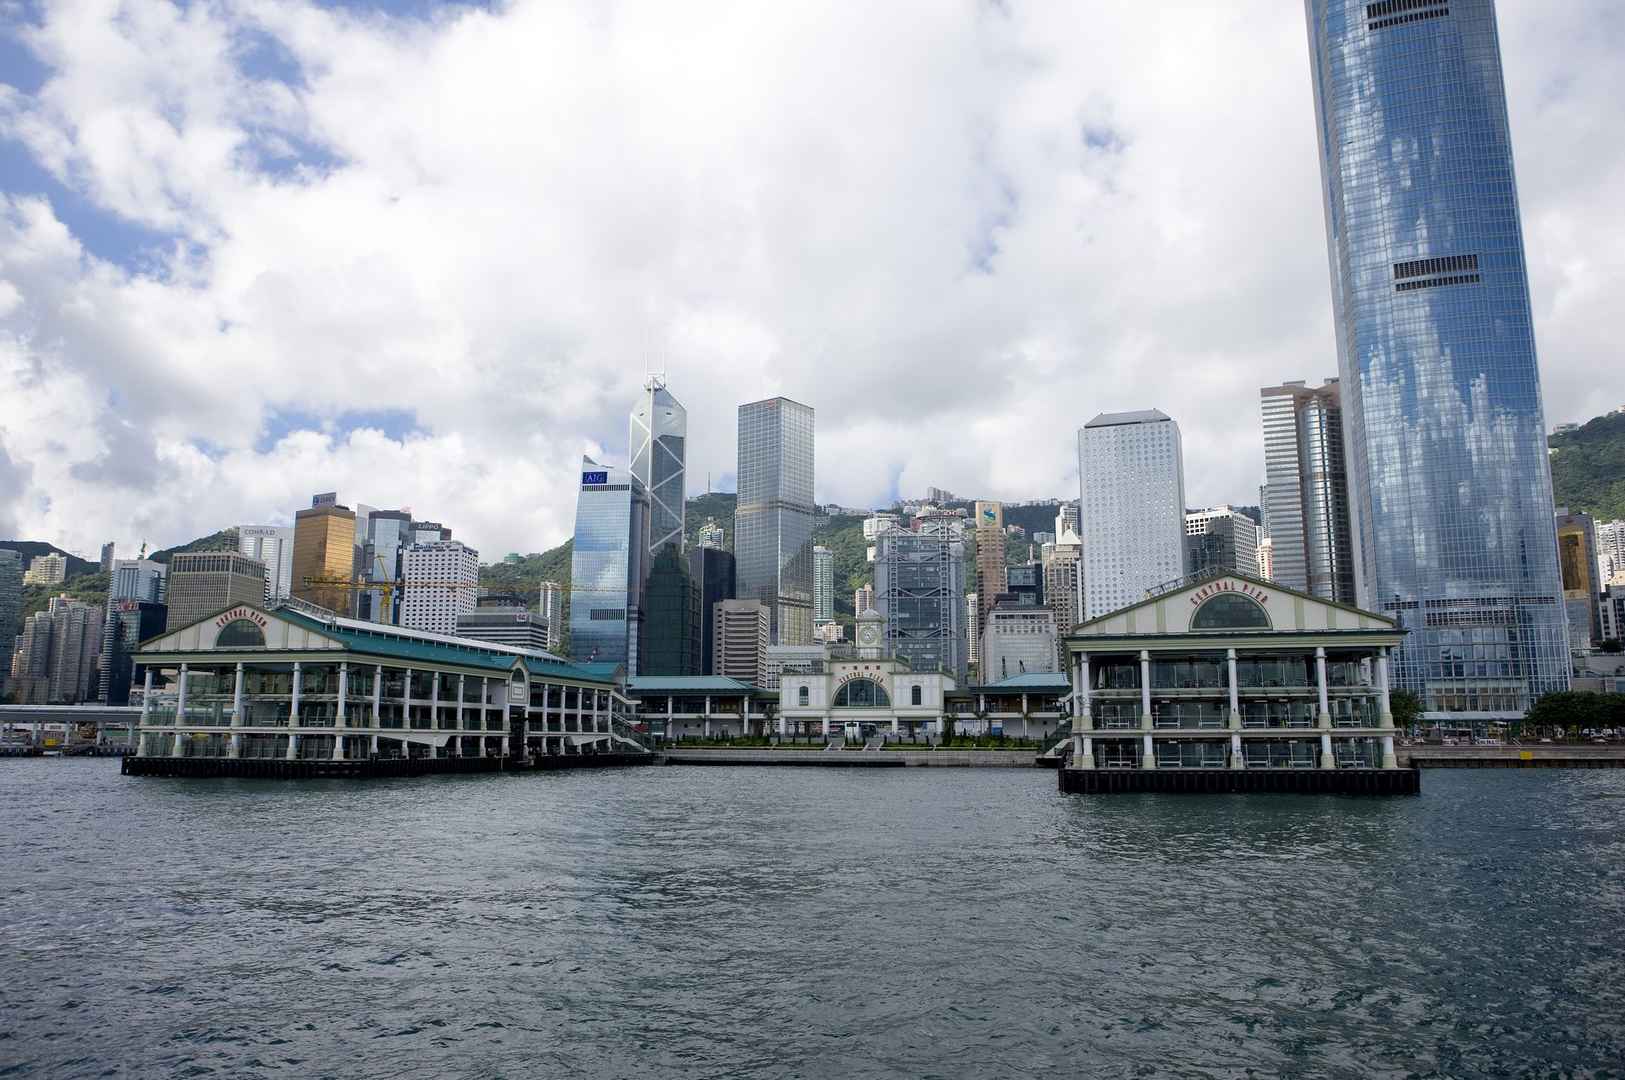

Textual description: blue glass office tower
[736,397,815,645]
[1305,0,1568,717]
[568,457,649,669]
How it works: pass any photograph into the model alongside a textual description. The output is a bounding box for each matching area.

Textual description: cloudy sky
[1,0,1621,560]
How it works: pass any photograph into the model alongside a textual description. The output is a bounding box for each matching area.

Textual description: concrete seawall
[1398,745,1625,768]
[662,748,1040,768]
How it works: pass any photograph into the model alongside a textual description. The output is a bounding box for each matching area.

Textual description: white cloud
[0,0,1621,560]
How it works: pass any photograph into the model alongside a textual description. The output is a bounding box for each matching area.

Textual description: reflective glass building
[1305,0,1568,717]
[568,457,649,669]
[735,397,815,645]
[630,377,687,556]
[1260,380,1356,604]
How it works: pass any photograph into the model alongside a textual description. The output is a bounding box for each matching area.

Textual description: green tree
[1525,691,1625,736]
[1599,639,1623,655]
[1389,689,1424,730]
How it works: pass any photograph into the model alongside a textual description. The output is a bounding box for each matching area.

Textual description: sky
[1,0,1622,561]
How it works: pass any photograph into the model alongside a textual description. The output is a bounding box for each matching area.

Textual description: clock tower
[855,606,885,660]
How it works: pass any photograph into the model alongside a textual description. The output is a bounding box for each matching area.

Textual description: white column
[137,668,154,756]
[431,674,440,734]
[891,716,899,736]
[171,664,189,757]
[1226,648,1241,728]
[290,662,302,726]
[1315,647,1331,727]
[457,674,466,732]
[743,695,751,736]
[232,663,245,728]
[822,716,831,738]
[372,665,383,727]
[370,733,379,756]
[1141,732,1155,769]
[1020,693,1028,738]
[1079,653,1092,729]
[333,663,348,761]
[1230,731,1244,769]
[1380,733,1397,770]
[703,717,712,739]
[1377,647,1394,729]
[1320,731,1335,770]
[403,667,413,733]
[1139,650,1152,731]
[1078,735,1094,769]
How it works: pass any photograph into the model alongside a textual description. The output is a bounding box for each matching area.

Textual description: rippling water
[2,761,1623,1078]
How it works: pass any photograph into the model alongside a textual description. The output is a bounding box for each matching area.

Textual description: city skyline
[1,1,1620,560]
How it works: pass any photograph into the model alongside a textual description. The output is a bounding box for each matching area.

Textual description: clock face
[860,625,878,645]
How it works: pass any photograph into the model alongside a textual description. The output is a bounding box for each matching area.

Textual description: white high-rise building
[1054,503,1079,543]
[400,541,480,635]
[965,593,980,667]
[1079,410,1187,618]
[697,520,726,550]
[238,525,296,601]
[538,581,565,651]
[1042,528,1083,640]
[22,553,67,586]
[1597,521,1625,587]
[813,545,835,625]
[854,583,875,615]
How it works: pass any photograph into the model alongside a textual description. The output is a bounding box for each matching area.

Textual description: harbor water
[2,760,1623,1077]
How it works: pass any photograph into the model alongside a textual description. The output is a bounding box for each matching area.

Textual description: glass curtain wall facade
[735,397,815,645]
[689,547,736,676]
[630,377,688,556]
[1260,380,1356,603]
[875,529,966,679]
[568,457,649,669]
[640,545,702,675]
[360,510,413,624]
[1305,0,1568,716]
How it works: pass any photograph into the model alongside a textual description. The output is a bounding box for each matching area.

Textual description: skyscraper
[359,510,414,623]
[400,540,480,635]
[854,583,874,615]
[874,527,966,679]
[1184,507,1262,580]
[736,397,815,645]
[1259,379,1355,603]
[1554,509,1601,653]
[537,581,566,652]
[812,545,835,625]
[110,559,166,604]
[1078,410,1187,618]
[10,596,102,704]
[99,542,115,574]
[689,546,736,676]
[165,553,268,631]
[713,598,769,685]
[973,501,1005,631]
[1306,0,1568,715]
[630,376,687,556]
[1042,527,1083,639]
[238,525,296,602]
[640,544,702,675]
[0,550,21,700]
[291,495,358,616]
[568,457,649,668]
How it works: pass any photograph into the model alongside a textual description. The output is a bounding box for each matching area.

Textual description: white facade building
[537,581,565,651]
[1598,521,1625,587]
[238,525,296,601]
[400,541,480,635]
[862,513,901,542]
[980,602,1060,681]
[762,643,830,691]
[1079,410,1187,618]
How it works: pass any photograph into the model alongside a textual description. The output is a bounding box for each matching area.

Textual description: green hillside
[1550,411,1625,522]
[0,541,98,579]
[150,528,239,564]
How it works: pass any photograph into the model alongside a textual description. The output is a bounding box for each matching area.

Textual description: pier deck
[1058,767,1421,795]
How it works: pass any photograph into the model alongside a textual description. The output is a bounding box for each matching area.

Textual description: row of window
[1396,273,1481,293]
[1365,0,1444,19]
[1370,6,1449,31]
[1393,253,1478,280]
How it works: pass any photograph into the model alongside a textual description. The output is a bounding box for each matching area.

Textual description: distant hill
[150,528,239,565]
[0,541,98,579]
[1550,411,1625,522]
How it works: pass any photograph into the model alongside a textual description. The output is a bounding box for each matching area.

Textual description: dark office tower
[1004,563,1043,608]
[640,545,702,675]
[0,550,21,700]
[1305,0,1568,717]
[689,546,737,675]
[99,600,167,705]
[735,397,815,645]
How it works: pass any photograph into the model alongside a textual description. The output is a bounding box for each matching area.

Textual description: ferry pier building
[1060,572,1417,793]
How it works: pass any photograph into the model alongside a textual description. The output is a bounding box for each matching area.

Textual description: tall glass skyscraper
[1305,0,1568,717]
[735,397,815,645]
[630,376,687,556]
[568,457,649,668]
